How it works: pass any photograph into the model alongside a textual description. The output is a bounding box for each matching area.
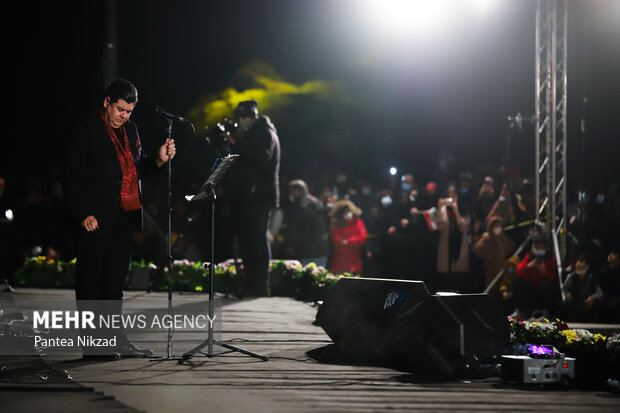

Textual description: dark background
[3,0,620,265]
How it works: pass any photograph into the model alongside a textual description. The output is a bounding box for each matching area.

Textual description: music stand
[181,154,268,362]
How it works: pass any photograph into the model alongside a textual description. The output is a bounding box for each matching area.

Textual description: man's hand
[156,139,176,167]
[81,215,99,232]
[527,259,545,272]
[226,133,236,145]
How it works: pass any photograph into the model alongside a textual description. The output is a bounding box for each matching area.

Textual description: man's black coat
[63,111,158,237]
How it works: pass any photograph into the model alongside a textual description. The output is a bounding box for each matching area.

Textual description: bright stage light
[389,167,398,176]
[357,0,501,42]
[359,0,455,39]
[469,0,500,16]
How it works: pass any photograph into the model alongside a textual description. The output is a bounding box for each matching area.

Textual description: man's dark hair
[104,79,138,104]
[576,254,590,265]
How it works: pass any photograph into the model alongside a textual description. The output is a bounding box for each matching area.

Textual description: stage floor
[1,288,620,412]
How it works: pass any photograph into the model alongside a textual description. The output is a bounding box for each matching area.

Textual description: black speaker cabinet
[392,293,510,375]
[314,277,430,363]
[315,279,509,375]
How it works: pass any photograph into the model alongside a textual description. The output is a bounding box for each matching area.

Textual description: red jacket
[330,217,368,274]
[515,253,558,290]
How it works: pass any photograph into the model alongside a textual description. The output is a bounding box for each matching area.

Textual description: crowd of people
[270,170,620,323]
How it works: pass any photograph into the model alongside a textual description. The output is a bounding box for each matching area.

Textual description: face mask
[493,227,502,236]
[288,195,296,203]
[361,186,371,196]
[596,194,605,204]
[381,196,392,208]
[409,195,416,202]
[533,248,546,258]
[460,187,469,195]
[576,269,587,276]
[344,211,354,221]
[326,202,334,210]
[401,183,411,192]
[498,196,507,202]
[239,119,254,131]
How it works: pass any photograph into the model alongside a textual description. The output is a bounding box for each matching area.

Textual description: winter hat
[234,100,259,118]
[330,199,362,217]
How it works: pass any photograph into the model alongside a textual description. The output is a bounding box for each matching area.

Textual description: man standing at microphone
[63,79,175,359]
[228,100,280,297]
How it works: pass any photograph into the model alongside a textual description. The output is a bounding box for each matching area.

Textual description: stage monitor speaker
[392,293,510,375]
[314,277,430,363]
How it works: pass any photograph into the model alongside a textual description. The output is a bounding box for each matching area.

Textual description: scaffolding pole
[535,0,568,267]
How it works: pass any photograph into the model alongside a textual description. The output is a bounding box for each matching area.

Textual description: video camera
[204,118,238,157]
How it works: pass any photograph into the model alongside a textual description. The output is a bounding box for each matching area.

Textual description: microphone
[155,106,189,122]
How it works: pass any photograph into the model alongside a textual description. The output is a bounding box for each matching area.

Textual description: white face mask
[344,211,354,221]
[493,227,502,236]
[239,119,254,131]
[576,269,587,276]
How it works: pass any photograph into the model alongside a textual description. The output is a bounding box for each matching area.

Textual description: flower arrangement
[13,257,359,300]
[13,256,76,288]
[508,316,620,382]
[508,317,609,354]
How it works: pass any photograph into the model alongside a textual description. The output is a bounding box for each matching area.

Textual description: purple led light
[527,344,554,355]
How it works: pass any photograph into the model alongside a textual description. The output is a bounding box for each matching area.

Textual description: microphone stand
[151,113,184,361]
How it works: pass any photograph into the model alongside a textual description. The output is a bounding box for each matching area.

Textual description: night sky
[5,0,620,200]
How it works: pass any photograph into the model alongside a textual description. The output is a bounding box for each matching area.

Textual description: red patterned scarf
[99,109,141,211]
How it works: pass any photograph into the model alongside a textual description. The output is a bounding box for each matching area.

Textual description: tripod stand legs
[181,339,269,363]
[216,340,269,361]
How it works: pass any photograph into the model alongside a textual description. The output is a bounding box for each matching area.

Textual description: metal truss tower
[535,0,568,260]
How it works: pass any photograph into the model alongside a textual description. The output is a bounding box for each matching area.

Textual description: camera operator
[228,100,280,297]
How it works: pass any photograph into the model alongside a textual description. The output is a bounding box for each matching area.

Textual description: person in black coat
[228,100,280,296]
[599,248,620,322]
[63,79,175,358]
[279,179,329,266]
[560,255,603,322]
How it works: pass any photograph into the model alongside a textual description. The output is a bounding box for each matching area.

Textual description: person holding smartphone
[511,235,561,320]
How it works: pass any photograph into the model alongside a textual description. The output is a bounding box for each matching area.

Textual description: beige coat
[436,206,470,273]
